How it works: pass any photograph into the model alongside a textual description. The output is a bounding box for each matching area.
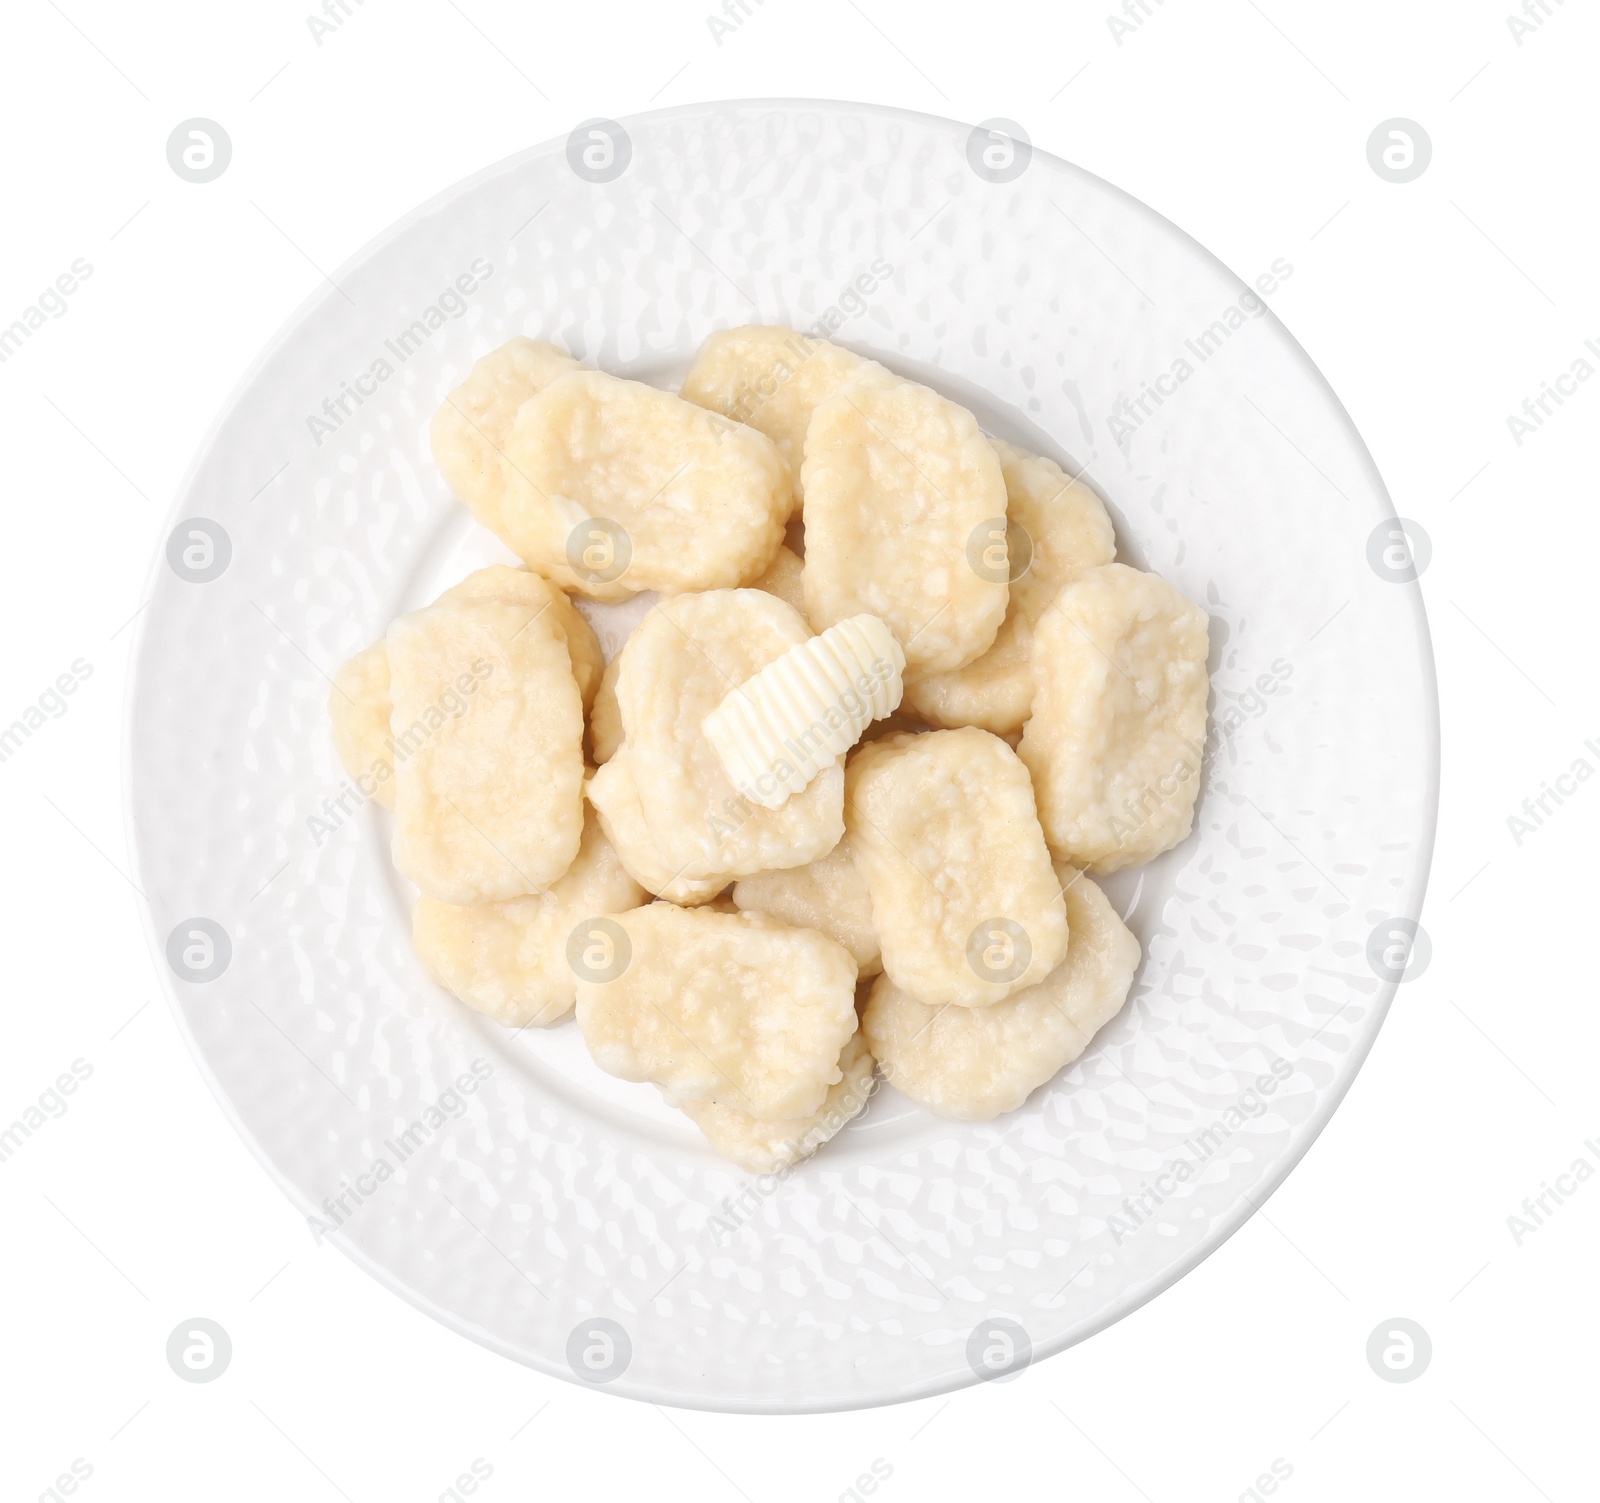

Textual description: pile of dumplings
[328,327,1211,1172]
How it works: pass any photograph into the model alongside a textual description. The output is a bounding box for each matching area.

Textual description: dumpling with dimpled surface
[672,1032,877,1171]
[802,378,1008,673]
[732,830,881,976]
[412,804,646,1028]
[679,326,897,513]
[429,338,585,533]
[903,440,1115,735]
[588,589,845,890]
[388,595,584,904]
[863,864,1139,1121]
[845,726,1067,1008]
[496,369,789,600]
[575,903,859,1120]
[1018,562,1211,872]
[327,565,601,812]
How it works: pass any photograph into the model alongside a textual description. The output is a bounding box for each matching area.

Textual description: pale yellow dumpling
[679,326,896,512]
[589,590,844,889]
[584,749,728,906]
[327,640,396,810]
[903,440,1115,735]
[412,806,646,1027]
[575,904,859,1120]
[732,832,880,976]
[863,865,1139,1121]
[496,370,789,600]
[802,379,1007,672]
[1019,563,1210,872]
[388,596,583,904]
[845,727,1067,1007]
[430,337,585,532]
[747,543,806,614]
[674,1032,877,1171]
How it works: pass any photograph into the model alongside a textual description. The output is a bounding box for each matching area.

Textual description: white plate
[127,100,1438,1412]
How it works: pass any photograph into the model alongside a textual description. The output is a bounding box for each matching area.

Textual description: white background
[1,0,1595,1499]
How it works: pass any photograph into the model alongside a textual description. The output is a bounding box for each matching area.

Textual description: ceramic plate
[127,100,1438,1412]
